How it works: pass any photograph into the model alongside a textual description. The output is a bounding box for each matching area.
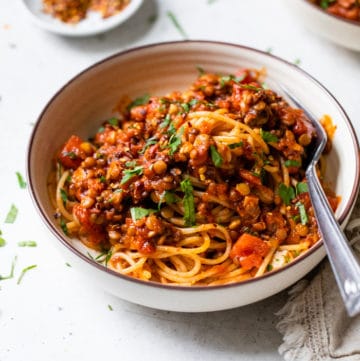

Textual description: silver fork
[280,87,360,317]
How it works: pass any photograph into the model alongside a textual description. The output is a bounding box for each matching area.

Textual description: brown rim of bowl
[27,40,360,292]
[302,0,360,27]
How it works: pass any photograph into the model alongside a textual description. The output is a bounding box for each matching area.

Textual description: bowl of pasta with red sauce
[27,41,360,312]
[284,0,360,51]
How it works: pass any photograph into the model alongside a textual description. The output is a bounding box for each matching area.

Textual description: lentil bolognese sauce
[51,68,339,286]
[310,0,360,22]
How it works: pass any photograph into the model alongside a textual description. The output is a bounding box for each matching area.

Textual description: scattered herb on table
[5,204,18,224]
[108,304,113,311]
[148,14,157,23]
[17,241,37,247]
[0,237,6,247]
[17,265,37,285]
[0,256,17,281]
[16,172,27,189]
[167,11,188,39]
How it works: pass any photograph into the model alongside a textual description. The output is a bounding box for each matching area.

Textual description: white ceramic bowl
[21,0,143,36]
[27,41,360,312]
[284,0,360,51]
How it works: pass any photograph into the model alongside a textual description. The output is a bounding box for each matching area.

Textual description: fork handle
[307,165,360,317]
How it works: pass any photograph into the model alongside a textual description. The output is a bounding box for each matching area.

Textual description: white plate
[27,41,360,312]
[21,0,143,36]
[284,0,360,52]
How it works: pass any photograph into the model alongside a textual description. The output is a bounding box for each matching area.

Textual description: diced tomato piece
[73,204,106,248]
[230,233,270,271]
[235,68,256,84]
[58,135,86,169]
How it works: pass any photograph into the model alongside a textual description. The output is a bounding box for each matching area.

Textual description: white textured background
[0,1,359,360]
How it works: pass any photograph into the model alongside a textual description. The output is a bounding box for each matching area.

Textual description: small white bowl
[285,0,360,51]
[27,41,360,312]
[21,0,143,36]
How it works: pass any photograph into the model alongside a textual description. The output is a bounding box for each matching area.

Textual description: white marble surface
[0,1,359,360]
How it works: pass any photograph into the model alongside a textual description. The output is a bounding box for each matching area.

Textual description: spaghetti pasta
[51,68,339,286]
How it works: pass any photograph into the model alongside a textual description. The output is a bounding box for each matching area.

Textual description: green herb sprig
[180,178,196,227]
[16,172,27,189]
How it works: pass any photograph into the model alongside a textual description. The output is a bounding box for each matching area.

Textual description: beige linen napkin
[276,197,360,361]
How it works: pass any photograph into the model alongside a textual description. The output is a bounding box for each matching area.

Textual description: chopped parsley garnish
[99,175,106,183]
[294,58,302,66]
[196,65,205,75]
[210,145,223,167]
[260,129,278,143]
[158,190,178,210]
[60,219,69,236]
[160,114,171,129]
[0,256,17,281]
[0,237,6,247]
[180,178,196,227]
[125,161,137,168]
[189,98,199,107]
[130,207,157,221]
[296,182,309,195]
[93,250,112,267]
[278,183,295,206]
[296,201,309,225]
[108,304,113,311]
[60,189,68,203]
[5,204,18,224]
[167,127,184,155]
[120,165,143,185]
[140,136,158,154]
[107,117,118,126]
[63,151,77,159]
[18,241,37,247]
[181,103,190,113]
[17,265,37,285]
[98,126,105,133]
[65,262,72,267]
[284,159,301,168]
[228,141,243,149]
[166,11,188,39]
[165,190,178,205]
[320,0,335,9]
[16,172,27,189]
[219,74,245,87]
[127,94,150,110]
[241,84,263,92]
[266,264,273,272]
